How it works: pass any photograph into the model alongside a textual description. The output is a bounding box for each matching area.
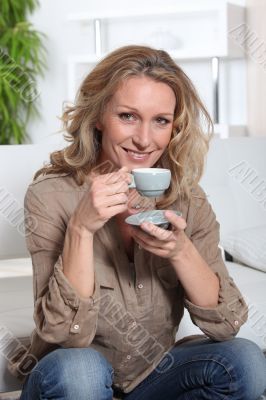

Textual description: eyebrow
[116,105,174,116]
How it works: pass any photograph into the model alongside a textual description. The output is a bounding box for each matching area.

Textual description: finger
[164,210,187,230]
[96,167,130,185]
[103,203,129,219]
[127,190,155,210]
[92,177,129,197]
[133,235,169,257]
[100,192,128,207]
[132,224,174,246]
[104,171,129,185]
[139,222,176,241]
[106,180,130,195]
[119,167,133,185]
[118,167,133,186]
[119,166,130,173]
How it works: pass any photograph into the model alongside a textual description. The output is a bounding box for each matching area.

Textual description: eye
[119,113,136,121]
[156,117,170,125]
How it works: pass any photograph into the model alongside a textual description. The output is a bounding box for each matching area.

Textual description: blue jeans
[20,338,266,400]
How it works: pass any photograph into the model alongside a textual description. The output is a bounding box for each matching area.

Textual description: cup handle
[128,173,136,189]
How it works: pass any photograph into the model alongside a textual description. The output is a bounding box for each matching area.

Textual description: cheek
[156,130,172,150]
[105,122,134,144]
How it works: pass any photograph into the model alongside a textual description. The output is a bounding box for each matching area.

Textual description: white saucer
[125,210,182,227]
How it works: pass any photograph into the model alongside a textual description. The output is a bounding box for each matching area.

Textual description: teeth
[122,147,151,159]
[129,151,146,155]
[128,150,148,158]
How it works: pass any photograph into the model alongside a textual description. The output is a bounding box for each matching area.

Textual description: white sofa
[0,140,63,392]
[177,137,266,351]
[0,137,265,394]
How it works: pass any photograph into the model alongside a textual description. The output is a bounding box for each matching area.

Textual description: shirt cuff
[184,273,247,325]
[184,298,226,322]
[53,255,99,311]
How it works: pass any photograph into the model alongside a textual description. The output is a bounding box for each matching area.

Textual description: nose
[132,122,151,149]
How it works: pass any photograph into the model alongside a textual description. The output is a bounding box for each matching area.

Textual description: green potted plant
[0,0,46,144]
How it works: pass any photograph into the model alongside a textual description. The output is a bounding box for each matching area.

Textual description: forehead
[111,76,176,107]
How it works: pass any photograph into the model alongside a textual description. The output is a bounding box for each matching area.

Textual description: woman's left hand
[130,210,189,263]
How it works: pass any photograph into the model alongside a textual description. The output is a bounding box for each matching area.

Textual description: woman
[11,45,265,399]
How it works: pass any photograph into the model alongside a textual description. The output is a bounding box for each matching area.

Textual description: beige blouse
[8,173,248,395]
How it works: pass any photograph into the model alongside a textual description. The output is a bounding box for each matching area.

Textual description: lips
[121,147,154,161]
[122,147,151,155]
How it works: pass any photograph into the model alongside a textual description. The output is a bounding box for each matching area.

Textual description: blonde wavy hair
[35,45,213,207]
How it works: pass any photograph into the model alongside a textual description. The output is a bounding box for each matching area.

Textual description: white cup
[128,168,171,197]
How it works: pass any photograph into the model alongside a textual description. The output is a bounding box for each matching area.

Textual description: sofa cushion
[0,258,32,279]
[226,261,266,350]
[0,275,34,338]
[200,137,266,239]
[0,140,64,260]
[177,261,266,350]
[0,272,34,392]
[221,225,266,273]
[0,258,33,337]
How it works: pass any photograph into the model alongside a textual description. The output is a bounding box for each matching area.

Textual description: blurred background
[24,0,265,145]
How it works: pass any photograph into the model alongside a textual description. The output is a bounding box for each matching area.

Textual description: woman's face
[96,76,176,170]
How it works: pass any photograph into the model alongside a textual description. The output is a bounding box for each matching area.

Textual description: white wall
[28,0,247,144]
[232,0,246,4]
[246,0,266,136]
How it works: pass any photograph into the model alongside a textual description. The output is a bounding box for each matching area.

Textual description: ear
[96,121,103,131]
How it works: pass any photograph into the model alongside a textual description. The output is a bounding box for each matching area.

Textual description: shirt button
[73,324,80,330]
[234,320,239,326]
[126,355,132,360]
[137,283,143,289]
[132,321,137,327]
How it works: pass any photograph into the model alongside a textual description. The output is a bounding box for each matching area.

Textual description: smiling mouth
[121,147,152,160]
[122,147,152,155]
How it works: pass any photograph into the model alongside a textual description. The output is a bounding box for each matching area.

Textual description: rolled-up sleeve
[184,185,248,341]
[25,183,100,347]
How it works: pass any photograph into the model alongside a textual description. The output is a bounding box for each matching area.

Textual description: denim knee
[21,347,114,400]
[220,338,266,400]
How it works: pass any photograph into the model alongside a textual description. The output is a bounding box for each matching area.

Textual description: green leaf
[0,0,46,144]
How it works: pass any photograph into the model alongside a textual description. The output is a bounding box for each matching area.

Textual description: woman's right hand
[70,166,131,235]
